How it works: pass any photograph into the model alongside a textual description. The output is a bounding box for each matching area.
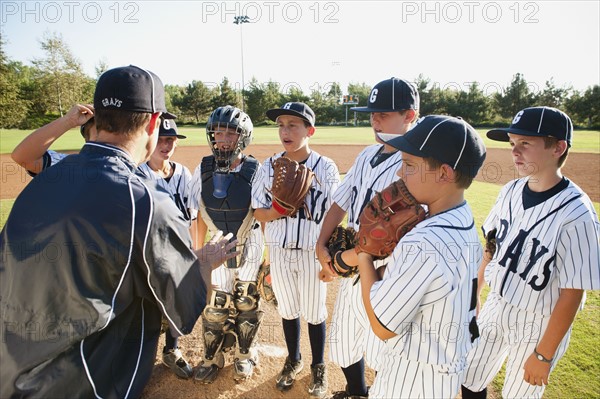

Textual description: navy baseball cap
[159,117,186,139]
[378,115,486,178]
[94,65,176,119]
[351,77,419,113]
[487,106,573,147]
[266,102,316,127]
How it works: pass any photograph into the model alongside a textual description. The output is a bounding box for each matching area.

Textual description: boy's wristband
[272,201,288,215]
[534,348,553,363]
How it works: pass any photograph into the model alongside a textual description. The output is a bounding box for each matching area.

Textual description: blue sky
[2,1,598,95]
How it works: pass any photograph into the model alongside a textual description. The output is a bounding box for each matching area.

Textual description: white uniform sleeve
[333,160,358,212]
[325,160,341,208]
[370,239,453,333]
[556,217,600,290]
[189,164,203,211]
[251,161,271,209]
[251,160,262,184]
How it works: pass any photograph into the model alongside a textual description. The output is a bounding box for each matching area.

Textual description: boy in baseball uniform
[357,115,487,398]
[252,102,340,398]
[461,107,600,398]
[315,77,419,398]
[189,105,265,383]
[138,117,195,378]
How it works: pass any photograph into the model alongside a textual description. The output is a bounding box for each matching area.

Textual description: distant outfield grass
[1,126,599,154]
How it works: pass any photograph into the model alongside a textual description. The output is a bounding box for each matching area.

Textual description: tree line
[1,32,598,130]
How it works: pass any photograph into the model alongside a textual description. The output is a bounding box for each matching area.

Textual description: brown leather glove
[270,157,314,217]
[355,179,426,259]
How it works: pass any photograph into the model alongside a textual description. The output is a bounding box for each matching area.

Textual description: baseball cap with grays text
[94,65,176,119]
[378,115,486,178]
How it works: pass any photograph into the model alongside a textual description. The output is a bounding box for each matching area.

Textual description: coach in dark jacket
[0,65,238,398]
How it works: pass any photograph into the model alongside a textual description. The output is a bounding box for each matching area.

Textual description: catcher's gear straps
[199,155,258,225]
[201,155,258,187]
[272,154,322,249]
[202,290,232,361]
[200,155,259,268]
[233,280,263,357]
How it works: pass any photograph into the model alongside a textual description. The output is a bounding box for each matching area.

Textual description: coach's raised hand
[196,231,240,269]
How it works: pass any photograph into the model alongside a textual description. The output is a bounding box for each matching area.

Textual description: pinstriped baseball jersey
[138,161,195,223]
[483,178,600,316]
[333,144,402,230]
[251,151,340,250]
[328,144,401,370]
[464,177,600,398]
[370,202,481,367]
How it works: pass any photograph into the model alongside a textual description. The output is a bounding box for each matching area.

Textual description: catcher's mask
[206,105,253,172]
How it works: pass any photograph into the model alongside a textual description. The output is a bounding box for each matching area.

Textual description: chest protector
[200,155,259,268]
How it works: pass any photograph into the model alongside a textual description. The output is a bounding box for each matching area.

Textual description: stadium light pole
[234,15,250,111]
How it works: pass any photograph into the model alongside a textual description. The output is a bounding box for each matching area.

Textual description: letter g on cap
[512,110,524,124]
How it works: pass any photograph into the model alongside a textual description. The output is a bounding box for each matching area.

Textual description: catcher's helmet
[206,105,253,171]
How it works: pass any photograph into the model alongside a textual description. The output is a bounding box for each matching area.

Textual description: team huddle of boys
[1,66,598,399]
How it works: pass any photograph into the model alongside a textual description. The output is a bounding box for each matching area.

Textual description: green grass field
[1,126,599,154]
[0,127,598,398]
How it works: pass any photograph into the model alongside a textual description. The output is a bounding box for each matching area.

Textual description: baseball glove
[326,226,359,277]
[257,260,276,304]
[484,228,497,259]
[355,179,426,259]
[270,157,315,217]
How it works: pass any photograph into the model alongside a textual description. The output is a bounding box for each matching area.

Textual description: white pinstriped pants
[370,347,465,399]
[269,246,327,324]
[462,292,571,398]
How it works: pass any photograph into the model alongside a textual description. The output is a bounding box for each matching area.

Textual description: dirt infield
[1,145,598,202]
[0,145,597,398]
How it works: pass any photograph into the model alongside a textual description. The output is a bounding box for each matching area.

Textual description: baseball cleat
[161,348,193,379]
[275,356,304,391]
[308,363,328,398]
